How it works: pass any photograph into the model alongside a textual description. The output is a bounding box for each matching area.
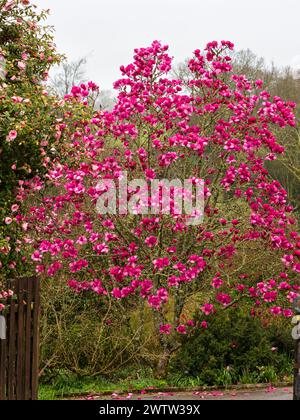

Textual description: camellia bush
[0,0,61,212]
[0,287,13,312]
[0,0,99,279]
[8,40,300,376]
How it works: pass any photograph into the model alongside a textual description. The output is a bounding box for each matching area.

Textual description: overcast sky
[34,0,300,90]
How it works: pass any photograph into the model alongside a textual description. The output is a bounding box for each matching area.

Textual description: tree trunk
[154,349,172,379]
[151,308,181,379]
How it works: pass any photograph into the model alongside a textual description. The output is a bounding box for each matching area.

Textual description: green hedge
[170,309,293,386]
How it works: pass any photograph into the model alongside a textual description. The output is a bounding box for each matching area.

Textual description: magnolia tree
[8,40,300,376]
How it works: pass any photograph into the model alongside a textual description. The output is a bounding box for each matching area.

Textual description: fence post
[0,277,40,400]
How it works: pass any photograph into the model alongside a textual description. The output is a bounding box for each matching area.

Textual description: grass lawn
[39,375,169,400]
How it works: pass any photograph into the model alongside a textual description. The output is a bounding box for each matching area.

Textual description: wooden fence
[0,277,40,400]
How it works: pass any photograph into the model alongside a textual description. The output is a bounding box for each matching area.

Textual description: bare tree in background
[49,57,88,97]
[95,89,115,111]
[174,49,300,211]
[49,57,115,110]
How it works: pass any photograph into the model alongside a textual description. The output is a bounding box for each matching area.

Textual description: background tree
[176,49,300,211]
[49,57,88,97]
[233,50,300,211]
[49,57,115,110]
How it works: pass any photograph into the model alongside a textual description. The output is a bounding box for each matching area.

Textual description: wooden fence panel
[0,277,40,400]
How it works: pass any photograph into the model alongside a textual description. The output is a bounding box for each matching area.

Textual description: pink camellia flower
[12,96,23,103]
[6,130,18,142]
[22,222,28,231]
[3,1,14,11]
[11,204,19,212]
[5,217,12,225]
[17,61,26,71]
[0,304,5,312]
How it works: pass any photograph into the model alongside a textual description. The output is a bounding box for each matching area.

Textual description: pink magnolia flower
[145,236,157,248]
[216,293,231,306]
[177,325,187,335]
[145,169,156,180]
[148,288,168,309]
[283,309,293,318]
[159,324,172,335]
[153,257,170,270]
[270,306,282,316]
[201,321,208,329]
[211,274,223,289]
[201,303,214,315]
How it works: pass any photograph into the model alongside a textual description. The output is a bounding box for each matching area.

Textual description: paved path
[94,387,293,401]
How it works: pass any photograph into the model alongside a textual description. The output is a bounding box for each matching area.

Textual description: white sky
[34,0,300,90]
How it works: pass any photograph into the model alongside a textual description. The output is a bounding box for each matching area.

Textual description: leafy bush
[39,276,157,378]
[170,308,293,385]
